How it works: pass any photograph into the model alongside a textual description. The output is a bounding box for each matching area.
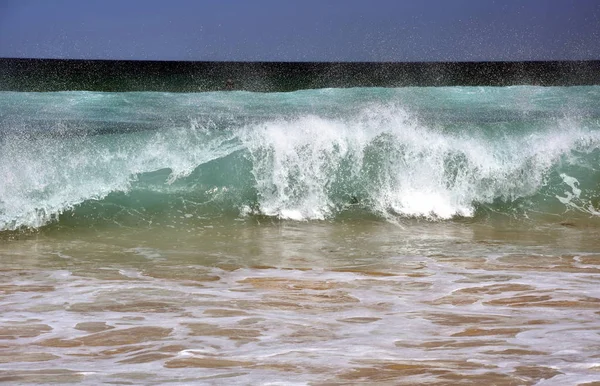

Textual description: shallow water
[2,220,600,385]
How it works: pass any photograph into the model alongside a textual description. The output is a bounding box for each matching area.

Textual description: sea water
[1,87,600,384]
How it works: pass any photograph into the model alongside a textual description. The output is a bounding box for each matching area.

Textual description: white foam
[240,103,600,221]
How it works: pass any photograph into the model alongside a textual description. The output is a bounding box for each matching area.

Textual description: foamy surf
[1,86,600,231]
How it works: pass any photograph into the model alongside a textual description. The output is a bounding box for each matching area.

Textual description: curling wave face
[1,86,600,231]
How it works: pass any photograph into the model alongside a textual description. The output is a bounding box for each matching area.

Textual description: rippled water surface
[2,220,600,385]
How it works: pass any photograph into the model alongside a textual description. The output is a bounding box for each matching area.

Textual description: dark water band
[1,59,600,92]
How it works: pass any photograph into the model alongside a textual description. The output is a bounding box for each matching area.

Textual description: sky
[1,0,599,62]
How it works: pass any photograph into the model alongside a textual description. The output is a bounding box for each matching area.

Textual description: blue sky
[1,0,599,61]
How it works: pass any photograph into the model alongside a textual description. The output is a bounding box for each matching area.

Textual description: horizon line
[2,57,600,65]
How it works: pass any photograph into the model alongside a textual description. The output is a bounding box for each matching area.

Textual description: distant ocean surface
[2,86,600,384]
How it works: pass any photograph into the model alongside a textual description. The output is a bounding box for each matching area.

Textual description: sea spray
[1,87,600,231]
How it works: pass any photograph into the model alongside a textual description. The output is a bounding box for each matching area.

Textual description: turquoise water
[2,86,600,384]
[1,86,600,232]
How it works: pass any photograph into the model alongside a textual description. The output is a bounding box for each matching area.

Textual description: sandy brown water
[1,219,600,385]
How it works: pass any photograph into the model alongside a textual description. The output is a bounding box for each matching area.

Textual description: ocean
[1,86,600,384]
